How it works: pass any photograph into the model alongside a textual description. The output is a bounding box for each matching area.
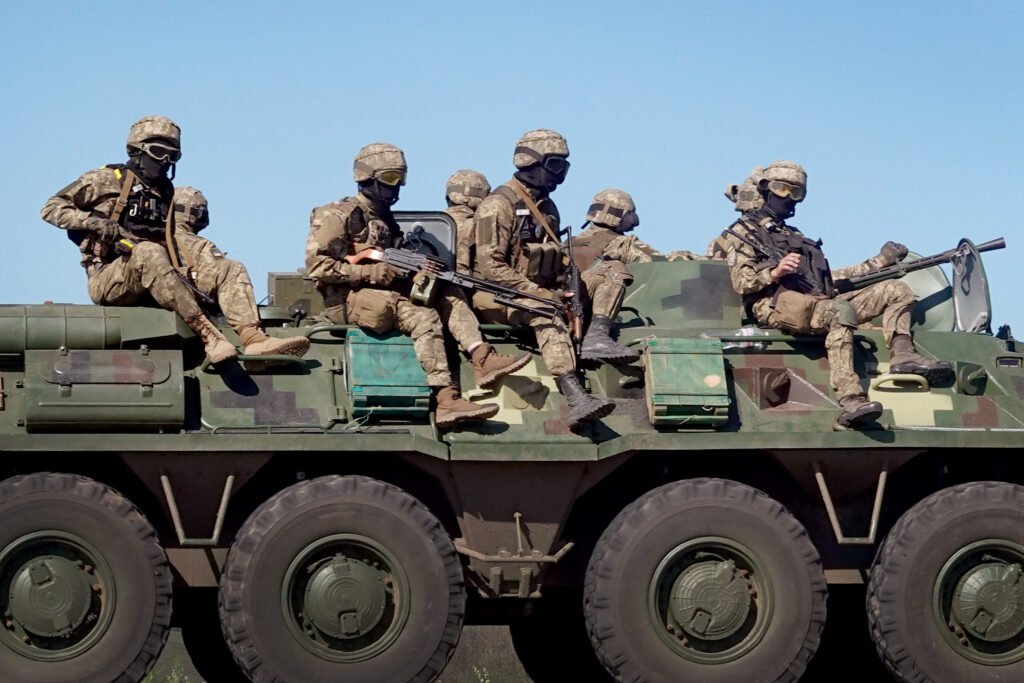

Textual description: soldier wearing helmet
[443,169,491,274]
[470,129,614,429]
[722,160,952,427]
[40,116,250,364]
[171,187,310,368]
[306,143,530,427]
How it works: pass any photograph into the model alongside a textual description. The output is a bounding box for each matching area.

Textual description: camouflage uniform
[444,170,490,274]
[725,215,915,402]
[308,193,485,387]
[171,187,260,330]
[473,177,575,376]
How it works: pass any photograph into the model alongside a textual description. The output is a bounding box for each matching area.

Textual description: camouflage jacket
[306,192,399,288]
[41,165,172,272]
[473,178,562,292]
[723,214,880,316]
[571,225,663,269]
[444,204,475,274]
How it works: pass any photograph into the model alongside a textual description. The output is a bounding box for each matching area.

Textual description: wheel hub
[8,556,95,638]
[952,562,1024,642]
[670,558,752,640]
[303,556,388,639]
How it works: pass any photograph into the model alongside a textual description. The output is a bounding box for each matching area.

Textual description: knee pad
[830,299,858,328]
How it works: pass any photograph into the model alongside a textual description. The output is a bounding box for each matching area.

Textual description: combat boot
[238,324,311,372]
[579,315,640,364]
[470,343,532,389]
[555,373,615,430]
[889,334,953,384]
[185,314,238,364]
[837,394,883,428]
[434,386,500,427]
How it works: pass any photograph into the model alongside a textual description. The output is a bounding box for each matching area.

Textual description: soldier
[170,186,310,368]
[40,116,282,364]
[444,169,490,274]
[472,129,614,428]
[722,160,952,427]
[570,189,658,363]
[306,143,530,427]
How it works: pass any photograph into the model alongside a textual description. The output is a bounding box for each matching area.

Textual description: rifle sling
[109,169,136,224]
[509,179,562,246]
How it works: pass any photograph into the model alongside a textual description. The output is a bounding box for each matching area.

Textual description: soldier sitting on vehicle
[306,143,531,427]
[170,186,310,368]
[40,116,307,365]
[721,160,953,428]
[470,129,615,429]
[443,169,490,275]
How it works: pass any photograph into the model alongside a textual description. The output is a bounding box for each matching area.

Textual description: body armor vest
[744,217,835,298]
[493,185,562,287]
[571,229,619,271]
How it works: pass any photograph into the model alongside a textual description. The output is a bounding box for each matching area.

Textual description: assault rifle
[346,247,564,320]
[836,238,1006,292]
[563,222,585,343]
[722,225,823,294]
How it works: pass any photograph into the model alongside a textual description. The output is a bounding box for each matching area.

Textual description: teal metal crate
[345,329,431,419]
[642,337,731,427]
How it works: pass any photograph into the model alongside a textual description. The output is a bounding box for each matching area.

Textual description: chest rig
[494,184,562,287]
[746,217,835,298]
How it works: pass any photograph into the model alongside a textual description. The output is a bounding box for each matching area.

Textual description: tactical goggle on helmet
[766,179,805,201]
[136,140,182,164]
[374,169,407,186]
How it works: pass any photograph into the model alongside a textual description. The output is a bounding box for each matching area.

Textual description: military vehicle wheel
[218,474,465,683]
[867,481,1024,683]
[0,473,172,683]
[584,478,827,683]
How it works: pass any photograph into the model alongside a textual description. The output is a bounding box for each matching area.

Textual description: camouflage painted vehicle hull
[0,216,1021,683]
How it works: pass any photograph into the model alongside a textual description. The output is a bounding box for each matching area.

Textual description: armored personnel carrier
[0,213,1020,683]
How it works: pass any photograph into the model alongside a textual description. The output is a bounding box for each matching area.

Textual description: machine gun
[835,238,1006,292]
[346,247,564,320]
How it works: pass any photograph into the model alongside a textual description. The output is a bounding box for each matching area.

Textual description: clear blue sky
[2,2,1021,333]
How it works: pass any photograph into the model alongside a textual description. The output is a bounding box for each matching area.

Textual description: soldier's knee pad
[830,299,859,329]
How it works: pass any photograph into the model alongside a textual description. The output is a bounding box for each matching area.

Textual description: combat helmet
[759,160,807,197]
[172,186,208,234]
[126,115,181,152]
[446,170,491,209]
[587,189,635,230]
[725,173,764,213]
[354,143,407,183]
[513,129,569,168]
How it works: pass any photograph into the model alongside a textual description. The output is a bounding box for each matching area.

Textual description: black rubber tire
[509,612,614,683]
[0,473,172,683]
[584,478,827,683]
[867,481,1024,683]
[218,475,465,683]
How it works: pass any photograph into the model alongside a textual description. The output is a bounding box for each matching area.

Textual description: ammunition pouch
[520,241,561,284]
[767,288,822,334]
[409,272,438,307]
[829,298,859,329]
[346,288,400,334]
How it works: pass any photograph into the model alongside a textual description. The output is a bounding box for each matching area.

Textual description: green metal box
[642,337,731,427]
[345,329,431,419]
[24,349,184,432]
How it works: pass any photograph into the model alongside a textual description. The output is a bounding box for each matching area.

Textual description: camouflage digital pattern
[473,179,574,375]
[307,193,483,386]
[352,143,406,182]
[724,216,914,400]
[126,115,181,149]
[172,187,260,329]
[445,170,490,273]
[41,166,203,323]
[513,129,569,168]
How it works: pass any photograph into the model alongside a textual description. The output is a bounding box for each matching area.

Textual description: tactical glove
[876,241,909,267]
[363,262,397,287]
[84,216,123,242]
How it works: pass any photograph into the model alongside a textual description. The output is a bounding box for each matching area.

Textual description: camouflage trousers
[87,241,202,322]
[471,292,575,376]
[191,257,260,329]
[582,259,632,319]
[321,282,486,387]
[753,280,915,401]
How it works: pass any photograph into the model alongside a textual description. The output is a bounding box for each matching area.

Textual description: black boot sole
[890,362,954,385]
[837,404,883,428]
[568,398,615,430]
[579,349,641,364]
